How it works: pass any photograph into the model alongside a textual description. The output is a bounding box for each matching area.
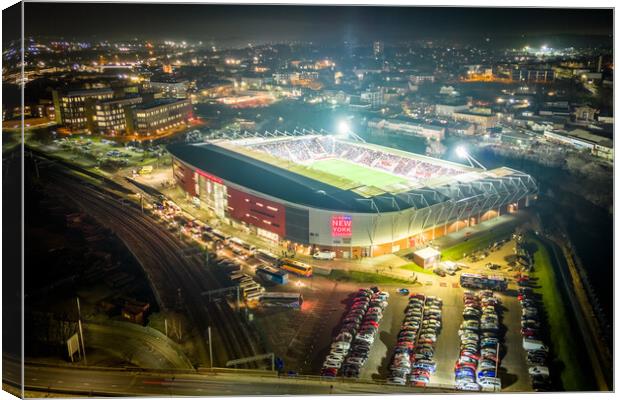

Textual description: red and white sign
[331,215,352,237]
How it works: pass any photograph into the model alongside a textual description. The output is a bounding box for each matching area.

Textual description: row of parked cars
[455,290,502,392]
[518,286,552,391]
[321,287,389,378]
[387,294,442,386]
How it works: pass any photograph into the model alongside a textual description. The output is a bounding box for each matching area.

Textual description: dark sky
[23,3,613,44]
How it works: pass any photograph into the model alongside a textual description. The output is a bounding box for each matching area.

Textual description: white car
[456,382,481,391]
[326,354,344,363]
[478,377,501,392]
[331,341,350,351]
[529,366,550,377]
[323,360,341,369]
[387,376,407,385]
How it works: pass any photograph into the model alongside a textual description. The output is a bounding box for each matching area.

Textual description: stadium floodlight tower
[336,119,366,143]
[456,145,486,170]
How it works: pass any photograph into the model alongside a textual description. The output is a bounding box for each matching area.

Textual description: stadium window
[266,206,278,212]
[256,202,264,207]
[244,198,250,202]
[262,220,272,225]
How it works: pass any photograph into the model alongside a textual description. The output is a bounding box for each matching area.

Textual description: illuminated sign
[196,169,223,184]
[331,215,352,237]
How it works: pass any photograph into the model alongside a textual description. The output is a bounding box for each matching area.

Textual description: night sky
[22,3,614,45]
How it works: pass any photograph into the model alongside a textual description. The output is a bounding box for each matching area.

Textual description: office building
[131,98,192,135]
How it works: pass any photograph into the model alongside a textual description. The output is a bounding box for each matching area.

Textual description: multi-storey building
[52,88,114,131]
[149,77,189,98]
[130,98,192,135]
[93,96,142,135]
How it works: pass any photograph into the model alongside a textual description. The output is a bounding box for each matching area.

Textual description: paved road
[3,360,452,396]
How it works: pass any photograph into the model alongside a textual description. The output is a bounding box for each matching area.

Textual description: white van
[313,250,336,260]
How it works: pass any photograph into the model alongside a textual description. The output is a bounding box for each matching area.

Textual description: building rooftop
[134,98,188,110]
[167,136,537,214]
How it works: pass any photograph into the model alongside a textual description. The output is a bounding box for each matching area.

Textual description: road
[3,359,453,396]
[28,149,262,369]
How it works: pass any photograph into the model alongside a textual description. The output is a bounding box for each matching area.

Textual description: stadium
[167,132,537,258]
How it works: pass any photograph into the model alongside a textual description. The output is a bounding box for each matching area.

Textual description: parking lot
[146,196,534,391]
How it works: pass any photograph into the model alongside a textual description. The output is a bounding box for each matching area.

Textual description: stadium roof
[167,137,537,213]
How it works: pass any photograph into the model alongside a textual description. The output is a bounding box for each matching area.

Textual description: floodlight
[456,146,468,159]
[337,121,350,136]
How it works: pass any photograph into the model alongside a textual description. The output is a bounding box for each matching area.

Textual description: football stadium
[167,132,537,258]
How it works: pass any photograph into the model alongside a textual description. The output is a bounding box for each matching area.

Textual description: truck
[522,339,548,352]
[138,165,153,175]
[460,273,508,291]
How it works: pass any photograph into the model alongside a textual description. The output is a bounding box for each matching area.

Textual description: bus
[242,282,262,294]
[245,289,263,302]
[229,237,256,254]
[259,292,304,308]
[230,273,252,283]
[211,229,231,242]
[279,258,313,277]
[238,279,257,289]
[256,249,279,264]
[460,273,508,291]
[256,265,289,285]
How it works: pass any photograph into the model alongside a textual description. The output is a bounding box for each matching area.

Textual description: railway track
[29,154,262,368]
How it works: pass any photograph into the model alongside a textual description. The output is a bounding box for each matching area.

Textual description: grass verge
[440,223,515,261]
[399,263,433,275]
[526,233,587,390]
[328,269,412,284]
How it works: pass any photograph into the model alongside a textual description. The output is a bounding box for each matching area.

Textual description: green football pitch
[309,158,408,189]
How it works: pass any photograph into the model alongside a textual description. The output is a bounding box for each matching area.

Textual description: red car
[521,328,538,336]
[460,351,480,359]
[409,293,425,300]
[455,361,477,371]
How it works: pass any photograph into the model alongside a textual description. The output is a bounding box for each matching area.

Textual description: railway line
[28,151,262,369]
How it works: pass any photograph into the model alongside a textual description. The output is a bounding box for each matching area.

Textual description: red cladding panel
[173,160,197,197]
[227,187,285,237]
